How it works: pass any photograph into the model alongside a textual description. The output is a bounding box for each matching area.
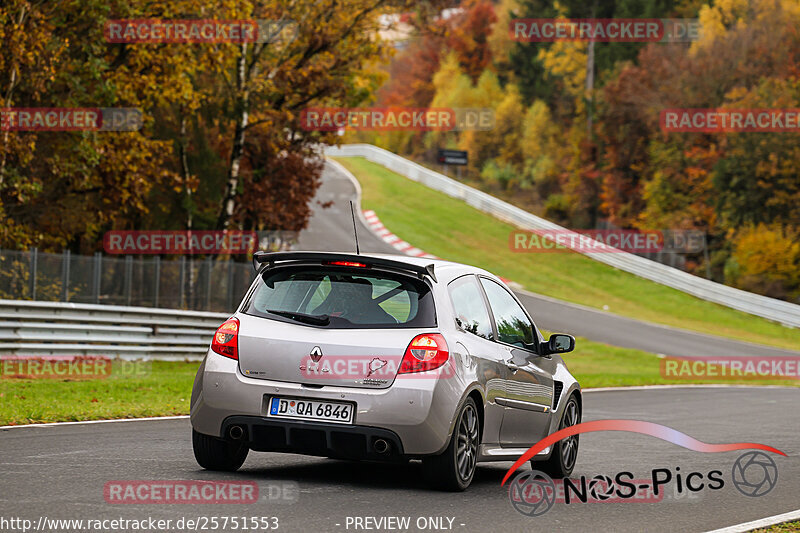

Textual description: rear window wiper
[266,309,330,326]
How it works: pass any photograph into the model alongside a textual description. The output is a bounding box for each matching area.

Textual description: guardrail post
[205,257,212,310]
[125,256,133,306]
[92,252,102,303]
[62,249,71,301]
[226,259,234,311]
[154,256,161,307]
[29,247,38,300]
[179,256,186,309]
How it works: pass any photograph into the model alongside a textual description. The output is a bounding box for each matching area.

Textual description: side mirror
[541,334,575,355]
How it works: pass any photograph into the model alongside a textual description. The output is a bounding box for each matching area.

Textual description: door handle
[506,359,520,372]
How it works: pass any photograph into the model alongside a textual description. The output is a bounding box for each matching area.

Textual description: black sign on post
[437,149,468,166]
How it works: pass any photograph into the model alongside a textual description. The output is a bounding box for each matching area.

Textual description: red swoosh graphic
[501,419,786,486]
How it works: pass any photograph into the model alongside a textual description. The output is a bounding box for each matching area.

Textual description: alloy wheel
[456,403,479,481]
[560,399,579,471]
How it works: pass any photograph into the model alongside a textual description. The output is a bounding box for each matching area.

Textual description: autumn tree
[0,0,449,251]
[726,224,800,301]
[0,0,184,251]
[445,0,497,82]
[211,0,449,231]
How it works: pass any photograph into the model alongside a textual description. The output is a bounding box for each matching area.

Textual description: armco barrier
[325,144,800,328]
[0,300,228,359]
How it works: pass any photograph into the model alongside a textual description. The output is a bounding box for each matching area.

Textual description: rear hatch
[237,262,437,389]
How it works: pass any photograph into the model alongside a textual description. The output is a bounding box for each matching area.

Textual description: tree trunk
[585,0,597,135]
[0,5,27,189]
[216,42,250,230]
[179,115,193,231]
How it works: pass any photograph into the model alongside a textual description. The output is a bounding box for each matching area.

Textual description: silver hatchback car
[191,251,582,491]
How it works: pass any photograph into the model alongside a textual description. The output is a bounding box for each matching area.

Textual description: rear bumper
[222,416,406,461]
[191,350,464,455]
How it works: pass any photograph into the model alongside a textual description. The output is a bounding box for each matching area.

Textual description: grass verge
[335,156,800,351]
[0,360,198,426]
[753,522,800,533]
[566,337,798,389]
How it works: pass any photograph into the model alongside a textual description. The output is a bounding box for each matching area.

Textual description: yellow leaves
[697,0,749,37]
[693,0,800,55]
[473,70,504,109]
[521,99,557,162]
[536,1,588,98]
[729,223,800,298]
[495,84,523,128]
[432,53,505,110]
[431,52,469,107]
[487,0,519,71]
[537,39,587,116]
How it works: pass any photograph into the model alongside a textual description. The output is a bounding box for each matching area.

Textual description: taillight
[399,333,449,374]
[325,260,368,268]
[211,317,239,360]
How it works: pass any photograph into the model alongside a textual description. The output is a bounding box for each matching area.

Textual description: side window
[479,278,534,349]
[447,276,493,340]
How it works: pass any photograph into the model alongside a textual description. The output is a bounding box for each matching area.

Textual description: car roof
[344,252,496,284]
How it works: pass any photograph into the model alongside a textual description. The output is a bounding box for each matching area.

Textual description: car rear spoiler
[252,251,436,282]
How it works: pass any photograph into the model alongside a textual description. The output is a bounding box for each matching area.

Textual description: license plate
[267,397,354,424]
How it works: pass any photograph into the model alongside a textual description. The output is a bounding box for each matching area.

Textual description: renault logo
[310,346,323,362]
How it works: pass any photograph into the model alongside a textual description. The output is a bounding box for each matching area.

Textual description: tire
[533,395,580,479]
[192,429,249,472]
[423,397,480,491]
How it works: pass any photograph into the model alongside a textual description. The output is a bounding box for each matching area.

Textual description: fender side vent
[552,381,564,410]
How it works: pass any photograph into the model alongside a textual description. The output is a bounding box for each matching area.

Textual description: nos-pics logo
[509,451,778,517]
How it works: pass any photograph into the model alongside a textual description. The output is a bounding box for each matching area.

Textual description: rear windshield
[243,266,436,328]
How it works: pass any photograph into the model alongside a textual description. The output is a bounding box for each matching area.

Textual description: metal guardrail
[325,143,800,328]
[0,300,229,359]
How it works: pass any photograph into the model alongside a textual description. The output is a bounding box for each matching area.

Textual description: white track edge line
[0,415,189,430]
[703,508,800,533]
[583,384,797,392]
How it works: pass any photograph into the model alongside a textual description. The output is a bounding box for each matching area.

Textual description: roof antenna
[349,200,360,255]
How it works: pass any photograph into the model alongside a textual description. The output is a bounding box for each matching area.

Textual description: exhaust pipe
[373,438,390,454]
[228,425,245,440]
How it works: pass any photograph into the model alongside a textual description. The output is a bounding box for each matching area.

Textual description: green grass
[336,156,800,351]
[564,337,798,388]
[0,360,198,426]
[753,522,800,533]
